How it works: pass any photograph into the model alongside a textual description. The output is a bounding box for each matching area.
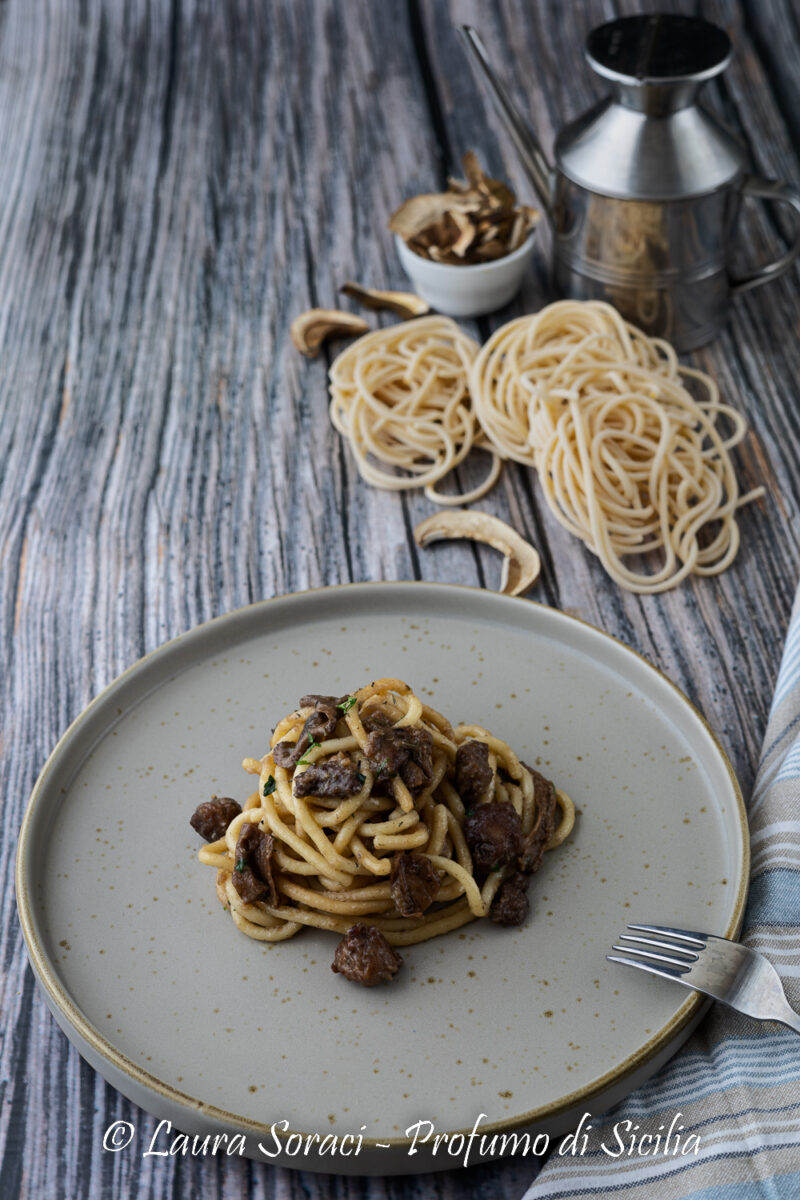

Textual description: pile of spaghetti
[328,315,502,506]
[191,679,574,985]
[469,301,764,593]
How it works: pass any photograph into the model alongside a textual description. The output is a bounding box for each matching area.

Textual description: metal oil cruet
[461,13,800,350]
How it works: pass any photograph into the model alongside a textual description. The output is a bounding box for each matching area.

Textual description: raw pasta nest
[469,301,763,593]
[328,315,502,506]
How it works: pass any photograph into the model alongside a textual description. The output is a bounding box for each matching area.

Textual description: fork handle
[776,1007,800,1036]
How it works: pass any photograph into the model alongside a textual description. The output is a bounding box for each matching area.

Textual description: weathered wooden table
[2,1,799,1196]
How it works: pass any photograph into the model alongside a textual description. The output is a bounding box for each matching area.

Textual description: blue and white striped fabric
[522,591,800,1200]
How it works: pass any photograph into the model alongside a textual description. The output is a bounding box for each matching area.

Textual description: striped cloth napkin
[522,591,800,1200]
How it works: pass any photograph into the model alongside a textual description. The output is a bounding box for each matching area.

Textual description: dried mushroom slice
[508,211,527,251]
[414,511,541,596]
[339,283,430,319]
[388,193,478,242]
[448,210,477,259]
[290,309,369,358]
[462,150,484,189]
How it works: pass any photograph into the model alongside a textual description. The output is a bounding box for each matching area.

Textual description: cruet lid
[587,13,732,91]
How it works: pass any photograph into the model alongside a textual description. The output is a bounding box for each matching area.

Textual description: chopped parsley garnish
[375,758,389,778]
[235,858,246,873]
[262,775,276,797]
[337,696,358,713]
[297,737,320,766]
[356,771,366,787]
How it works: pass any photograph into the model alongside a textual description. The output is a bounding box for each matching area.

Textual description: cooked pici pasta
[191,679,575,985]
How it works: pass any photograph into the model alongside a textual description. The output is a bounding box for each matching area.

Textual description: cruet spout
[459,26,555,219]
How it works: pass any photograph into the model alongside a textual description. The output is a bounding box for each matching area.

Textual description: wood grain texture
[1,1,799,1197]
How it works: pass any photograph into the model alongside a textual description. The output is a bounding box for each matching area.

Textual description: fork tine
[627,923,707,947]
[618,933,699,961]
[607,954,688,981]
[611,927,800,1033]
[612,944,694,971]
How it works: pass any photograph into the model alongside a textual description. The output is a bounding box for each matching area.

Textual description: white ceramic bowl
[395,231,536,317]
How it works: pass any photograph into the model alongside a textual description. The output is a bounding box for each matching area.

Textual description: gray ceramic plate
[17,583,747,1174]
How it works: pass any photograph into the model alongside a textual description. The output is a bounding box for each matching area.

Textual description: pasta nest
[469,301,762,593]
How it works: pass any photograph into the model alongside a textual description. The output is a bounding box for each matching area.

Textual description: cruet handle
[730,175,800,295]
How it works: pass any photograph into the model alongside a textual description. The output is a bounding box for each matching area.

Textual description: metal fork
[609,924,800,1034]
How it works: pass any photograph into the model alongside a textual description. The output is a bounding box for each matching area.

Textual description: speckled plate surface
[17,583,748,1174]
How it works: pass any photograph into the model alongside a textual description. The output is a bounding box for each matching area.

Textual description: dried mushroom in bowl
[389,151,539,265]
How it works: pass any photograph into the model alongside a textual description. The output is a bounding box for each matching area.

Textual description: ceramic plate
[17,584,748,1174]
